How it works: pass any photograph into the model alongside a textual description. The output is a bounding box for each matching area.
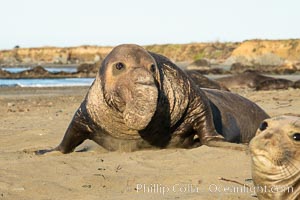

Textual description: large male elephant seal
[37,44,269,154]
[250,115,300,200]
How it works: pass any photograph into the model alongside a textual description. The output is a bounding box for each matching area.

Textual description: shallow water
[0,78,94,87]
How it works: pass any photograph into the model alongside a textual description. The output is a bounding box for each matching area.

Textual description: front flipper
[36,101,92,155]
[192,97,247,151]
[196,129,247,151]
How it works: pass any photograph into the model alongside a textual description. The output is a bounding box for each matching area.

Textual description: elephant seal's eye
[259,121,268,131]
[115,62,125,70]
[293,133,300,141]
[150,64,156,73]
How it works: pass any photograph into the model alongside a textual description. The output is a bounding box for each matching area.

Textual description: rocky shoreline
[0,66,95,79]
[0,62,99,79]
[1,62,299,80]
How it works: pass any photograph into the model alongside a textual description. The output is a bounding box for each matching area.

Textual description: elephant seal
[184,70,229,91]
[36,44,269,154]
[256,78,294,91]
[216,70,274,89]
[250,115,300,200]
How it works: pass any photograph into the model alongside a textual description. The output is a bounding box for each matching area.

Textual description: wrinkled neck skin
[138,53,191,147]
[251,146,300,200]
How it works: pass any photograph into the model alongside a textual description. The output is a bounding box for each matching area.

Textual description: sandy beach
[0,86,299,200]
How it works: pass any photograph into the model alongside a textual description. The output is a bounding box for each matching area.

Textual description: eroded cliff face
[0,40,300,66]
[0,43,238,65]
[0,46,112,65]
[226,39,300,65]
[145,42,238,62]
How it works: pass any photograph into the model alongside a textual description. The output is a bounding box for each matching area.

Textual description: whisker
[278,163,290,178]
[279,159,300,179]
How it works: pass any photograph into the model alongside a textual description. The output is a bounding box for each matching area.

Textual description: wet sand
[0,87,299,200]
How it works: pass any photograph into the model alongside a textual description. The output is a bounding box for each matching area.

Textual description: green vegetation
[193,52,205,60]
[211,50,223,59]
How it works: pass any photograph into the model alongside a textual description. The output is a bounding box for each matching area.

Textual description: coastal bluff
[226,39,300,66]
[0,39,300,66]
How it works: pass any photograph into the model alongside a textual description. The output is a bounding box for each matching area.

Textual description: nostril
[259,121,268,131]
